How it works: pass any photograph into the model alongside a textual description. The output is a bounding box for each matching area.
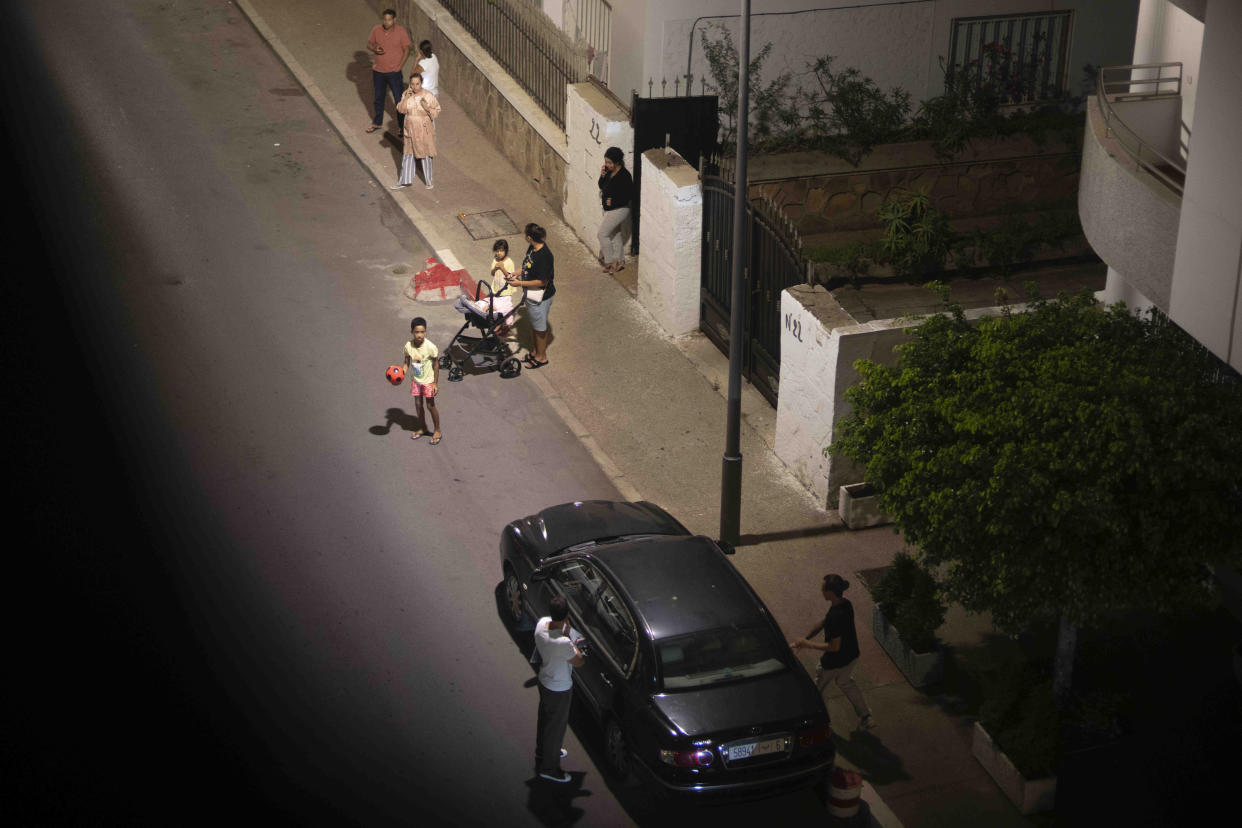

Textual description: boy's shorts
[410,380,437,398]
[527,295,554,332]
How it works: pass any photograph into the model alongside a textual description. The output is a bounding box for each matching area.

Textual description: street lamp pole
[719,0,751,548]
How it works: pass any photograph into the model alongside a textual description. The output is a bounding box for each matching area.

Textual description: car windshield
[656,625,785,690]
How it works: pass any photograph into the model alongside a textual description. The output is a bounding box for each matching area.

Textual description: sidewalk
[235,0,1029,824]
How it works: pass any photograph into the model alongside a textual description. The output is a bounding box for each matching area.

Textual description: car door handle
[599,674,612,687]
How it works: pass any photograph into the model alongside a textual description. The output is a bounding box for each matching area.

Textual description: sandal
[411,430,427,440]
[523,355,549,369]
[365,124,381,133]
[429,434,442,445]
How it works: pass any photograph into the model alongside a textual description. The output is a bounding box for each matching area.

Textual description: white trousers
[597,207,630,264]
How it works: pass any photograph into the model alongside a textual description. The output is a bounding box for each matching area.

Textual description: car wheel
[503,568,524,626]
[604,718,637,786]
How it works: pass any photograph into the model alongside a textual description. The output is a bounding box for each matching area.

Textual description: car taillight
[798,724,833,747]
[659,747,716,768]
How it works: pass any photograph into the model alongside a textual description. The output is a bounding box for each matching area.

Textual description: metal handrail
[1096,63,1187,196]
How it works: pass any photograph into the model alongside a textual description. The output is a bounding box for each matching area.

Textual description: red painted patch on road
[412,257,473,300]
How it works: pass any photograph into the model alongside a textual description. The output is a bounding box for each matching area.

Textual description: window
[656,625,786,690]
[551,560,637,675]
[947,11,1073,104]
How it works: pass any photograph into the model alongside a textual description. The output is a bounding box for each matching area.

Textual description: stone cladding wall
[747,135,1083,240]
[390,0,568,214]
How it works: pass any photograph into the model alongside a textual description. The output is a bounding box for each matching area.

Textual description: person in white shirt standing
[533,596,583,783]
[416,40,439,96]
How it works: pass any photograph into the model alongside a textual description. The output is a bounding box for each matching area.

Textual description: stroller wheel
[447,364,465,382]
[499,357,522,379]
[439,355,452,369]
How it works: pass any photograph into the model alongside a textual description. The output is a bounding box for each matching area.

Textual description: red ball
[386,365,405,385]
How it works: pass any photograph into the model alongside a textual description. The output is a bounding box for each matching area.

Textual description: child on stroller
[452,239,519,326]
[441,239,526,380]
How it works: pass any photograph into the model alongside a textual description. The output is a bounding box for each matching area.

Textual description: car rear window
[656,625,785,689]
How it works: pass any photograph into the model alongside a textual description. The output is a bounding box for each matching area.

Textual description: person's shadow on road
[368,407,424,437]
[347,51,377,116]
[524,774,591,827]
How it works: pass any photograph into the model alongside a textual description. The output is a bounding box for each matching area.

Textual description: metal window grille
[572,0,612,84]
[947,11,1073,104]
[438,0,589,128]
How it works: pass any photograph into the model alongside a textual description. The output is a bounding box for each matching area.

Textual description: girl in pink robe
[393,74,441,189]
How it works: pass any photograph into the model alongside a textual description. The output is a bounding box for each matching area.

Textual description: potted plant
[869,552,947,686]
[971,658,1059,815]
[838,482,890,529]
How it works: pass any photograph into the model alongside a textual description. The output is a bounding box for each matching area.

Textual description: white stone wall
[636,148,702,337]
[775,286,911,505]
[564,83,633,260]
[775,285,1015,505]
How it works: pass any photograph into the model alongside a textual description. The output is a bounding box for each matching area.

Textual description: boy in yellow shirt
[402,317,441,444]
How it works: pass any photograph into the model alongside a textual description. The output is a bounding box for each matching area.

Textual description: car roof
[591,535,769,641]
[519,500,690,560]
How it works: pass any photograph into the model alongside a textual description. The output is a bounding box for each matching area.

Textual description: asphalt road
[3,1,844,825]
[3,1,630,824]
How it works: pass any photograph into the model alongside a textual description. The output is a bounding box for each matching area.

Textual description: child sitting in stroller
[452,239,519,326]
[441,239,526,381]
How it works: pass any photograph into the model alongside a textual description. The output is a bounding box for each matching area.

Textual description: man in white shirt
[533,595,584,783]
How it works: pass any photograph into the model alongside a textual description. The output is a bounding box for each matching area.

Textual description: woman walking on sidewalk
[392,74,440,190]
[791,574,875,731]
[597,146,632,274]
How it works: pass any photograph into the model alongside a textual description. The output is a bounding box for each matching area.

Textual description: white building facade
[538,1,1137,107]
[1080,0,1242,370]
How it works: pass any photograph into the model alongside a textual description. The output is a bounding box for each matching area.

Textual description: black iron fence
[700,155,809,407]
[438,0,588,128]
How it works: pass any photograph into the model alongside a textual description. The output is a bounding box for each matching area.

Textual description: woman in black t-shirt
[596,146,632,274]
[790,573,875,730]
[507,222,556,368]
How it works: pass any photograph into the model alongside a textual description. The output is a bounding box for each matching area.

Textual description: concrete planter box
[871,607,943,687]
[972,721,1057,815]
[838,483,891,530]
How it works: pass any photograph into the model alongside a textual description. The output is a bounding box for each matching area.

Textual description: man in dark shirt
[791,573,874,730]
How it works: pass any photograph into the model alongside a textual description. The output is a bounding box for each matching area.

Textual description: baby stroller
[440,279,525,381]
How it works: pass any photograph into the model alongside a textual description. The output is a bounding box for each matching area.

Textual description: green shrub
[800,56,911,166]
[995,680,1059,779]
[872,551,946,653]
[973,649,1059,778]
[878,192,954,280]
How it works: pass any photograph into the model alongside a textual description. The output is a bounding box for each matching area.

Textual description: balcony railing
[1097,63,1188,196]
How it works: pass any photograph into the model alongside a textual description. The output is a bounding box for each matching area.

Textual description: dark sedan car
[500,500,835,796]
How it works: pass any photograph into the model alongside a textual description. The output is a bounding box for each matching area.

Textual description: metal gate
[700,160,808,407]
[629,91,718,254]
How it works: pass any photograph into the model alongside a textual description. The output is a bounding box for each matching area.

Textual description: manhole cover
[458,209,519,240]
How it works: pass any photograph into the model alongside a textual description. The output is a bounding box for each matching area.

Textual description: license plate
[726,737,784,761]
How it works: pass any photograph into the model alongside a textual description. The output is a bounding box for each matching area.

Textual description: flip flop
[365,124,381,133]
[429,434,442,445]
[411,430,426,440]
[523,356,548,369]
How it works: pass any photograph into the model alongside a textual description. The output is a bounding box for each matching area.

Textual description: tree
[831,289,1242,701]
